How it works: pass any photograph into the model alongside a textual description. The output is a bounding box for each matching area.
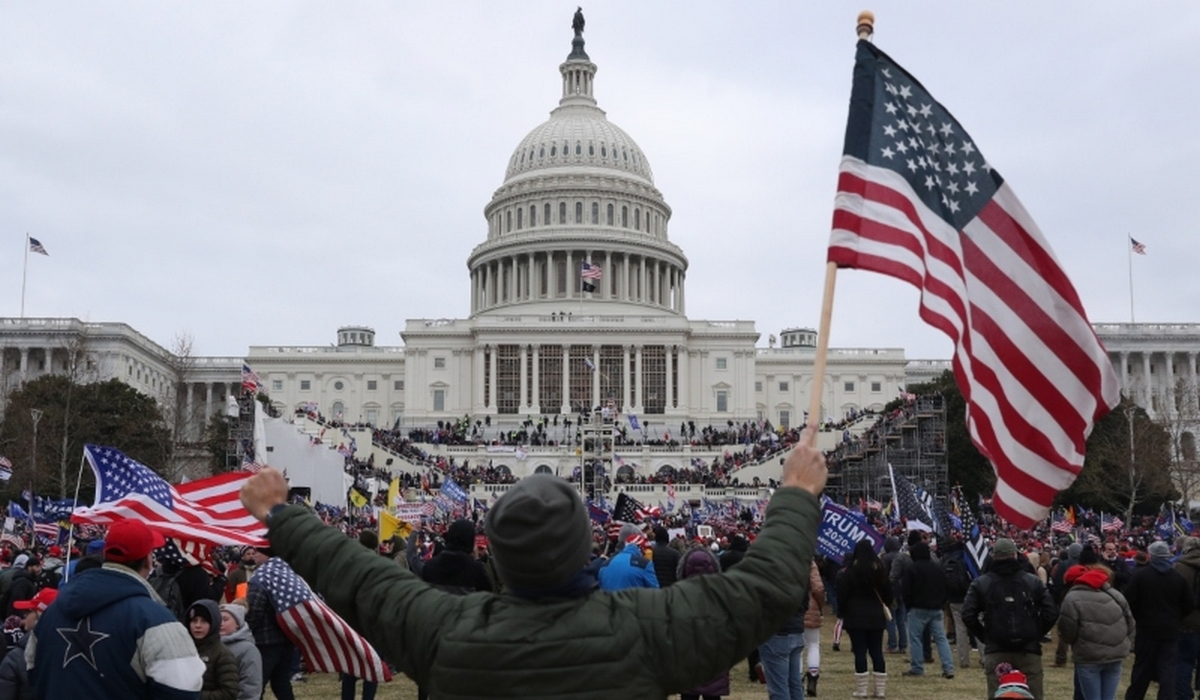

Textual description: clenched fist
[240,467,289,523]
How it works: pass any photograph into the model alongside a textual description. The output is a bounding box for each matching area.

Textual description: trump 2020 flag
[252,557,391,683]
[828,40,1119,528]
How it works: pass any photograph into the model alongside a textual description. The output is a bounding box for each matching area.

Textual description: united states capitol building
[2,24,1197,491]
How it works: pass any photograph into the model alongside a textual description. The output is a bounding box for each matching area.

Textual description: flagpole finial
[856,10,875,40]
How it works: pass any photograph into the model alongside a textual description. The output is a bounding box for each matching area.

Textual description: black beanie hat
[358,530,379,550]
[1079,545,1099,566]
[485,474,591,589]
[444,519,476,553]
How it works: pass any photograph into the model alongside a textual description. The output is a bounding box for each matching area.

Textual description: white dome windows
[544,203,551,226]
[591,202,599,224]
[559,201,567,224]
[575,201,583,223]
[606,203,614,225]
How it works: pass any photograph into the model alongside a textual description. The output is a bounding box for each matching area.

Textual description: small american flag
[1101,512,1124,533]
[28,237,48,256]
[241,363,261,394]
[1050,510,1073,533]
[1130,236,1146,255]
[581,262,603,280]
[71,445,267,547]
[252,557,391,683]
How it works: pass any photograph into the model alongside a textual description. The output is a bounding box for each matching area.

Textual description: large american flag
[252,557,391,683]
[71,445,267,547]
[241,363,261,394]
[828,40,1119,528]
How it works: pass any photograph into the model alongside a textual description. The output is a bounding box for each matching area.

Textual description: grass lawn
[283,627,1111,699]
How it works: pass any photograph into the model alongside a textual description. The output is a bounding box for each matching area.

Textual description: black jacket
[4,572,36,618]
[421,550,494,594]
[1123,559,1193,639]
[837,558,893,631]
[962,557,1058,655]
[651,544,680,588]
[902,544,947,610]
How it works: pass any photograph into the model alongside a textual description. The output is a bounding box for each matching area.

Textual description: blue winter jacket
[25,562,205,699]
[598,544,660,591]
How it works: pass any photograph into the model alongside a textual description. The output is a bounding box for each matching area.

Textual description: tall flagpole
[21,233,29,318]
[1127,233,1135,322]
[806,11,873,441]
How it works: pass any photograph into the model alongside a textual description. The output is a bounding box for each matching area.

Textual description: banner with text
[817,497,884,565]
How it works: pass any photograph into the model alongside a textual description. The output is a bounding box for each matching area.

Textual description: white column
[488,346,497,409]
[665,346,674,410]
[519,344,529,408]
[680,271,686,314]
[1166,351,1177,414]
[204,382,213,422]
[678,348,690,413]
[532,345,541,413]
[1119,352,1129,397]
[185,383,195,439]
[510,256,517,302]
[561,344,571,414]
[1190,351,1197,390]
[639,257,647,303]
[591,345,600,408]
[1142,352,1153,408]
[566,251,574,299]
[622,346,631,411]
[605,251,612,299]
[474,345,486,412]
[19,348,28,378]
[634,345,643,412]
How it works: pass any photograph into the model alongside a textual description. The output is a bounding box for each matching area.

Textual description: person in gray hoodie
[1058,554,1133,700]
[219,603,263,700]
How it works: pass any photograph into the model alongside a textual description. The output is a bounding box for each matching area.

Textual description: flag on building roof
[1130,236,1146,255]
[252,557,391,683]
[241,363,261,394]
[71,445,267,547]
[28,237,48,256]
[828,39,1119,528]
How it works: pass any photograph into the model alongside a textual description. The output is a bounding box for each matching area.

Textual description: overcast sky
[3,3,1196,361]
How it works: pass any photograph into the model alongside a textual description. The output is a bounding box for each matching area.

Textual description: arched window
[634,208,641,231]
[591,202,599,224]
[601,144,607,158]
[588,143,594,156]
[516,207,523,229]
[621,206,628,228]
[575,202,583,223]
[519,152,525,164]
[560,202,567,224]
[606,203,614,225]
[539,146,545,158]
[551,144,557,156]
[622,148,628,161]
[544,203,551,225]
[506,210,512,233]
[529,205,536,226]
[575,142,581,155]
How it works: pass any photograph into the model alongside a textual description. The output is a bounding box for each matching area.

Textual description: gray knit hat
[1149,541,1172,560]
[485,475,591,589]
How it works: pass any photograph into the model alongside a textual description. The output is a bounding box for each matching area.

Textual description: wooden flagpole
[806,11,874,443]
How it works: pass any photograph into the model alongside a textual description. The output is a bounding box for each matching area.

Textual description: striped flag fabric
[581,262,602,293]
[252,557,391,683]
[953,489,990,577]
[241,363,261,394]
[0,456,11,482]
[71,445,267,547]
[1130,236,1146,255]
[888,465,935,533]
[1101,512,1124,533]
[828,40,1119,528]
[28,237,48,256]
[612,491,646,524]
[1050,509,1073,534]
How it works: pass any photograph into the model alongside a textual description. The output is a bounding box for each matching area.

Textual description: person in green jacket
[239,427,828,700]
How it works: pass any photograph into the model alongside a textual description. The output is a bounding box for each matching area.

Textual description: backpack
[943,553,971,598]
[149,568,185,622]
[984,574,1042,648]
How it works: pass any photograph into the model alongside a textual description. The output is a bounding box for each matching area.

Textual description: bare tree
[163,332,204,481]
[1161,375,1200,507]
[54,330,96,497]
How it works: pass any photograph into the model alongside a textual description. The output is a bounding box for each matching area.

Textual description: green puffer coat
[269,488,820,700]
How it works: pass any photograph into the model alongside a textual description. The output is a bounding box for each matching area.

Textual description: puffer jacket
[804,561,826,629]
[0,634,30,700]
[25,562,205,699]
[219,619,262,700]
[1058,565,1134,666]
[1174,547,1200,632]
[267,488,822,700]
[188,600,239,700]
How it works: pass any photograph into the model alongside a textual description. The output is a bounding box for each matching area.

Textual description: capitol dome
[467,20,687,319]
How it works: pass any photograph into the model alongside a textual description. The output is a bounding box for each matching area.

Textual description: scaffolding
[224,392,256,471]
[828,394,948,504]
[580,406,616,502]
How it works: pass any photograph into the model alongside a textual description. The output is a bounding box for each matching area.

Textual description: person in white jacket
[219,603,263,700]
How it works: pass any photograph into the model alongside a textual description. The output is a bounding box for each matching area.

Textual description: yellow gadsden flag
[388,477,400,508]
[380,511,413,542]
[348,488,368,509]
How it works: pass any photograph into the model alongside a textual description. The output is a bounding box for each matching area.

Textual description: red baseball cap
[104,520,166,563]
[14,587,58,613]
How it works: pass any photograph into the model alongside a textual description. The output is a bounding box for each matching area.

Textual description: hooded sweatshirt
[219,611,263,700]
[1058,564,1134,665]
[187,600,240,700]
